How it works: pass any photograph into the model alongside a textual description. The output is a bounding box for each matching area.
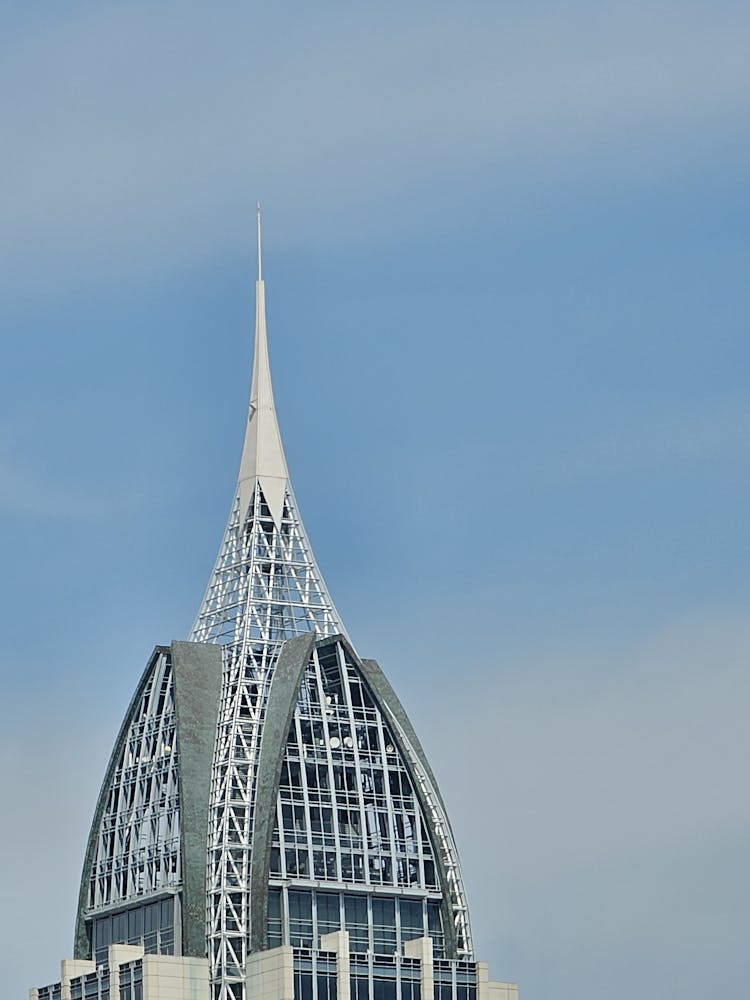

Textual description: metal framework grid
[190,482,473,999]
[191,480,342,998]
[88,650,181,911]
[187,219,475,997]
[74,214,475,1000]
[272,642,440,892]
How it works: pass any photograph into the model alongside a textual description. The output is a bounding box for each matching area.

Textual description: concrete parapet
[141,954,210,1000]
[245,945,295,1000]
[487,981,519,1000]
[320,930,351,1000]
[403,935,434,1000]
[61,958,96,1000]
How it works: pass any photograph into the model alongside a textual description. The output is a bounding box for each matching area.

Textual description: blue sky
[1,3,749,998]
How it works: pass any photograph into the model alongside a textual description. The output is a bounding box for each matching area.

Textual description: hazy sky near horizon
[1,4,749,999]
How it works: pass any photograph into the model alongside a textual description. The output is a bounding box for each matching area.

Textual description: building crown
[190,206,344,650]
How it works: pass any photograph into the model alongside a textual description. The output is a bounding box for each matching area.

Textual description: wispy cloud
[2,2,749,292]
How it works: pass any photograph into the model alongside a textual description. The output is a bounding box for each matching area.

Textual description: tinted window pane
[372,897,397,953]
[145,903,159,933]
[289,890,313,920]
[374,981,396,1000]
[317,892,340,935]
[353,978,369,1000]
[400,900,423,940]
[295,973,313,1000]
[372,898,395,925]
[317,974,336,1000]
[95,918,111,947]
[128,907,143,939]
[289,889,314,948]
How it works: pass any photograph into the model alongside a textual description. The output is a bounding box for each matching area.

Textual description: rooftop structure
[31,211,518,1000]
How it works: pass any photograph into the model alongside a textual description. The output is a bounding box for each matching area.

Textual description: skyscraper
[32,211,518,1000]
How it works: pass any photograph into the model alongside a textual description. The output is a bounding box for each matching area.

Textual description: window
[95,917,111,948]
[268,888,282,948]
[317,975,336,1000]
[112,912,127,941]
[128,908,143,939]
[344,894,369,952]
[400,900,424,943]
[317,892,340,939]
[372,960,397,1000]
[352,978,370,1000]
[456,965,477,1000]
[427,901,445,956]
[119,961,143,1000]
[294,972,313,1000]
[372,897,397,954]
[289,889,314,948]
[374,982,396,1000]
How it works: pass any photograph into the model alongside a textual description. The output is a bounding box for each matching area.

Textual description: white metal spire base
[192,478,344,1000]
[191,480,341,649]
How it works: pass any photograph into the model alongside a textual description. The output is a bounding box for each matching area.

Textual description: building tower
[32,212,518,1000]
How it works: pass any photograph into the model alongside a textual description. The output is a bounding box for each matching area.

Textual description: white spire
[191,204,344,649]
[236,203,290,526]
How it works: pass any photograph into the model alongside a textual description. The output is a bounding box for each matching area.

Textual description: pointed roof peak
[236,205,289,526]
[191,207,346,645]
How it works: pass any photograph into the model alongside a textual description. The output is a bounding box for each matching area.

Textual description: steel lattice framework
[88,650,180,911]
[186,212,473,1000]
[191,481,343,998]
[192,483,341,648]
[188,216,346,997]
[73,209,474,1000]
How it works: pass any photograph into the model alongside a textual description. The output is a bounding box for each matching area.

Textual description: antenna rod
[257,202,263,281]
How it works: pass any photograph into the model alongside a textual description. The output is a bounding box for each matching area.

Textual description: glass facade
[92,897,175,964]
[71,245,474,1000]
[66,959,144,1000]
[88,651,180,912]
[292,952,337,1000]
[118,960,144,1000]
[39,950,481,1000]
[268,888,444,957]
[70,969,110,1000]
[291,950,477,1000]
[37,987,62,1000]
[271,643,439,892]
[434,962,479,1000]
[201,485,344,998]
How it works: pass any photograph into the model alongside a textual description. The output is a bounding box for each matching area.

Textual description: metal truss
[191,482,341,648]
[273,641,440,893]
[79,211,475,1000]
[268,639,473,960]
[384,711,474,959]
[88,650,181,911]
[190,479,343,1000]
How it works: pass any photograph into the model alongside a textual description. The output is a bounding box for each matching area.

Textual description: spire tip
[256,202,263,281]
